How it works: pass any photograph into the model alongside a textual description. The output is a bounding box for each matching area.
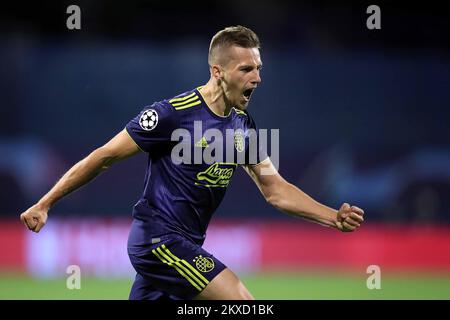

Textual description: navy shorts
[128,234,227,300]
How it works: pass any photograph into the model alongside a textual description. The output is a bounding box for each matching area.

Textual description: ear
[211,65,223,81]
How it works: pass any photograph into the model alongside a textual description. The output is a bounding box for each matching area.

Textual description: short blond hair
[208,25,260,66]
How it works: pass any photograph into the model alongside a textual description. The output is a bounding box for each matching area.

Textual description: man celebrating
[20,26,364,300]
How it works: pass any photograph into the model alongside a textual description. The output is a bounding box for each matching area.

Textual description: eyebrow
[239,63,263,69]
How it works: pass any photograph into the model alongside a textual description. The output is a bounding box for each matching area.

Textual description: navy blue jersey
[126,87,267,248]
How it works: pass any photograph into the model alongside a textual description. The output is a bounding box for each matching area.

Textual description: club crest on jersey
[139,109,158,131]
[193,255,215,273]
[234,131,245,152]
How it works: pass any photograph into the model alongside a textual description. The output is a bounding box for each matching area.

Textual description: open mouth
[243,88,255,101]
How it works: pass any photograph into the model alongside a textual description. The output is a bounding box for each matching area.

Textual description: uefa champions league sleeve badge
[139,109,158,131]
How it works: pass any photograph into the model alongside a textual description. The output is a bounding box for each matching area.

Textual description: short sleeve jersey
[126,87,267,245]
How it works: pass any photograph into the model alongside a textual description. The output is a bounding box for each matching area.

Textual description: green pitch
[1,271,449,299]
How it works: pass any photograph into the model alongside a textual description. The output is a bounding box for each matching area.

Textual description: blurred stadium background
[1,1,450,299]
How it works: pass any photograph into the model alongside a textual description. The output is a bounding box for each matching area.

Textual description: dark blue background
[1,1,449,223]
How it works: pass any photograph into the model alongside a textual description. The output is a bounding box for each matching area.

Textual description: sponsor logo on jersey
[195,162,237,187]
[195,137,209,148]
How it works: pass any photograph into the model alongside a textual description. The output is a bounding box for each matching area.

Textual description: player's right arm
[20,129,141,233]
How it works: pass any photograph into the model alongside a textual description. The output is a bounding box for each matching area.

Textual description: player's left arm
[243,158,364,232]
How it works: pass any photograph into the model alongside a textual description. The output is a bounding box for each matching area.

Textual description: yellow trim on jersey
[152,247,204,291]
[174,100,202,110]
[168,91,202,110]
[233,107,247,116]
[169,92,196,103]
[124,128,144,152]
[171,96,199,107]
[162,244,210,284]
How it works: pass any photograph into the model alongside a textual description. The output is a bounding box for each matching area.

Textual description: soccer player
[19,26,364,300]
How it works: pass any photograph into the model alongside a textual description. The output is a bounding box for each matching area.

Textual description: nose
[252,70,261,85]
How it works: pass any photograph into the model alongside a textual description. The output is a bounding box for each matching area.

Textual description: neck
[199,79,233,117]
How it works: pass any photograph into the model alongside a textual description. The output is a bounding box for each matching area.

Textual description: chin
[236,102,249,111]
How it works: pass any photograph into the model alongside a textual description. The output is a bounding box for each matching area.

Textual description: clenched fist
[20,203,49,233]
[336,203,364,232]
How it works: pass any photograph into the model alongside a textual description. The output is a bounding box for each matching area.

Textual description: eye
[240,67,253,73]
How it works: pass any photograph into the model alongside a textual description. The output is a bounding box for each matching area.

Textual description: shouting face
[214,46,262,110]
